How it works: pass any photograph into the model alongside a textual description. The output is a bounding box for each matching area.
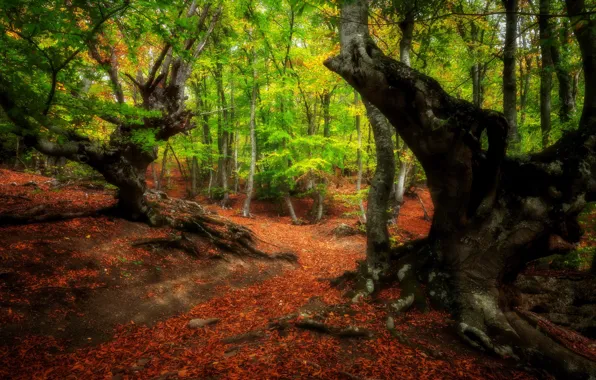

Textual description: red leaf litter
[0,169,535,379]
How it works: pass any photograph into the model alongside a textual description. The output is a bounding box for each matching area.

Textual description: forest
[0,0,595,378]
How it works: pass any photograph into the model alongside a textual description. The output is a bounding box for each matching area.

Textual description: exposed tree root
[506,310,596,379]
[0,194,31,201]
[333,238,596,379]
[329,270,358,289]
[145,193,298,263]
[515,309,596,363]
[131,234,206,258]
[0,205,113,226]
[386,318,449,362]
[294,318,373,338]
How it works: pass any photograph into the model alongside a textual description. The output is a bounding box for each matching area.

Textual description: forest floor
[0,168,592,379]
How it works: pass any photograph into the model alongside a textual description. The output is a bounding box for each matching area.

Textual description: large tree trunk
[326,0,596,377]
[363,101,395,274]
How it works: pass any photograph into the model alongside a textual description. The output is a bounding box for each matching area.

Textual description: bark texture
[539,0,554,148]
[502,0,518,147]
[243,55,258,218]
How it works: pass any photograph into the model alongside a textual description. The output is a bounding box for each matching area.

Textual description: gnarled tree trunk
[326,0,596,377]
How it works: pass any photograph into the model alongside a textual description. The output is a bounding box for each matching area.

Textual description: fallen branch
[294,318,372,338]
[221,330,265,344]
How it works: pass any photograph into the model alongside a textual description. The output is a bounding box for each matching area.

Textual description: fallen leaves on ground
[0,170,535,379]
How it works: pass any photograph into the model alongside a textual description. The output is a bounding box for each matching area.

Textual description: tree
[326,0,596,377]
[502,0,519,148]
[539,0,554,148]
[243,47,259,217]
[0,0,221,222]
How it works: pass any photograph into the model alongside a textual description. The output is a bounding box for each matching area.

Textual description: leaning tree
[0,0,221,222]
[326,0,596,377]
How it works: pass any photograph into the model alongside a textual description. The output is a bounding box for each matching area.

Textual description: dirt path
[0,170,533,379]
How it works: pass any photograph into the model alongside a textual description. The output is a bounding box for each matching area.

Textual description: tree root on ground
[146,193,298,262]
[131,234,207,258]
[0,205,113,226]
[386,319,450,362]
[330,239,596,379]
[294,318,373,338]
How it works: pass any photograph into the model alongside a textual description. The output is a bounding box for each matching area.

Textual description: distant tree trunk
[169,144,188,193]
[243,55,258,218]
[158,146,169,191]
[502,0,519,148]
[215,62,230,207]
[231,76,239,194]
[393,15,415,222]
[322,90,332,138]
[519,55,532,127]
[315,190,324,222]
[355,90,366,222]
[539,0,554,148]
[13,137,20,169]
[551,19,576,123]
[398,15,414,67]
[151,163,158,189]
[393,155,409,222]
[191,156,198,197]
[284,193,299,224]
[208,170,214,198]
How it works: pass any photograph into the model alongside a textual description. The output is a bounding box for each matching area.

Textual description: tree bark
[393,13,414,223]
[539,0,554,148]
[354,90,366,222]
[215,62,231,207]
[322,90,332,138]
[363,101,395,273]
[243,53,258,218]
[158,145,169,191]
[502,0,519,148]
[284,193,299,224]
[552,19,576,123]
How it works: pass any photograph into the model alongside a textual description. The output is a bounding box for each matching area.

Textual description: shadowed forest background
[0,0,595,378]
